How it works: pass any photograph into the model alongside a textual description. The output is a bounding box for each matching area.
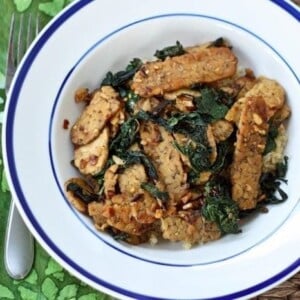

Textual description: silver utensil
[4,12,40,279]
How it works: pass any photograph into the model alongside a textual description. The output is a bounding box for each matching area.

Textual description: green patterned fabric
[0,1,112,299]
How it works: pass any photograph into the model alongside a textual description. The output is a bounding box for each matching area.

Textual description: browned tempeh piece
[211,120,234,143]
[71,86,120,145]
[225,77,285,125]
[231,96,269,210]
[161,214,220,246]
[74,127,109,175]
[131,47,238,97]
[140,123,188,203]
[88,193,158,235]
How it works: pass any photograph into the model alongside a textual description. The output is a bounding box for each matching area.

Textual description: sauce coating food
[65,39,289,248]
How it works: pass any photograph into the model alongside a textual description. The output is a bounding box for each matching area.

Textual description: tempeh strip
[225,77,285,125]
[231,96,268,210]
[71,86,120,145]
[131,47,237,97]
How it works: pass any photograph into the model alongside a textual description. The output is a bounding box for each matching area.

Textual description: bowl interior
[50,14,300,266]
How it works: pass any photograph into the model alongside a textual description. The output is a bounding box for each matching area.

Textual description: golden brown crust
[230,97,269,210]
[88,194,158,235]
[211,119,234,143]
[103,164,119,199]
[71,86,120,145]
[118,164,147,197]
[140,123,188,203]
[131,47,237,97]
[225,77,285,125]
[161,213,220,245]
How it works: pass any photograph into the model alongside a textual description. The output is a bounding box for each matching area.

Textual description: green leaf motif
[45,258,63,275]
[57,284,78,300]
[38,0,65,17]
[0,284,14,299]
[1,169,10,192]
[78,293,99,300]
[52,271,65,281]
[25,269,38,285]
[42,278,58,300]
[18,286,38,300]
[13,0,33,12]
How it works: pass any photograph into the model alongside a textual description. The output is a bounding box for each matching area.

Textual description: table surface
[0,1,299,299]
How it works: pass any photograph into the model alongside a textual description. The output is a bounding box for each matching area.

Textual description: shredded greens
[202,179,241,234]
[101,58,142,88]
[141,182,169,202]
[260,156,288,204]
[154,41,186,60]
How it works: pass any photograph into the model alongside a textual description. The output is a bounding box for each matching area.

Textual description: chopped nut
[253,113,263,125]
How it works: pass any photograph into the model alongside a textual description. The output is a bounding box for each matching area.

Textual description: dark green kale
[109,117,139,153]
[194,88,233,122]
[105,227,129,241]
[120,89,140,112]
[120,151,158,181]
[263,123,278,155]
[66,182,99,203]
[136,110,212,174]
[260,156,288,204]
[101,58,142,88]
[209,37,227,48]
[108,115,159,179]
[154,41,186,60]
[202,179,240,234]
[210,139,233,173]
[141,182,169,202]
[174,140,212,174]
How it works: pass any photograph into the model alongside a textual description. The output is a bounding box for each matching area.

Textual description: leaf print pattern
[0,2,113,300]
[38,0,66,17]
[0,284,14,299]
[13,0,33,12]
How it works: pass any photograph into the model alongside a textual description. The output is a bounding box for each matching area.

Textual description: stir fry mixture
[65,38,289,248]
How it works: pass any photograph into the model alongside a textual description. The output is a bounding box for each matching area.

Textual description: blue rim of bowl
[4,0,300,299]
[271,0,300,20]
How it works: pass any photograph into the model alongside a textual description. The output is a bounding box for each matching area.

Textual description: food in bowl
[64,38,289,248]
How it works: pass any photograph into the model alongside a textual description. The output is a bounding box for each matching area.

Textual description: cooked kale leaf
[141,182,169,202]
[119,89,140,112]
[260,156,288,204]
[202,179,240,234]
[101,58,142,88]
[210,139,233,173]
[264,123,278,155]
[105,227,129,241]
[174,141,212,173]
[154,41,186,60]
[121,151,158,180]
[109,117,139,153]
[209,37,227,48]
[66,182,99,203]
[194,88,233,122]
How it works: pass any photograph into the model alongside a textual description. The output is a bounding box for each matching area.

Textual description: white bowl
[3,1,300,299]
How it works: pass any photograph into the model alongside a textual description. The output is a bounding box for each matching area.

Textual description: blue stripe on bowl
[271,0,300,21]
[4,0,300,299]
